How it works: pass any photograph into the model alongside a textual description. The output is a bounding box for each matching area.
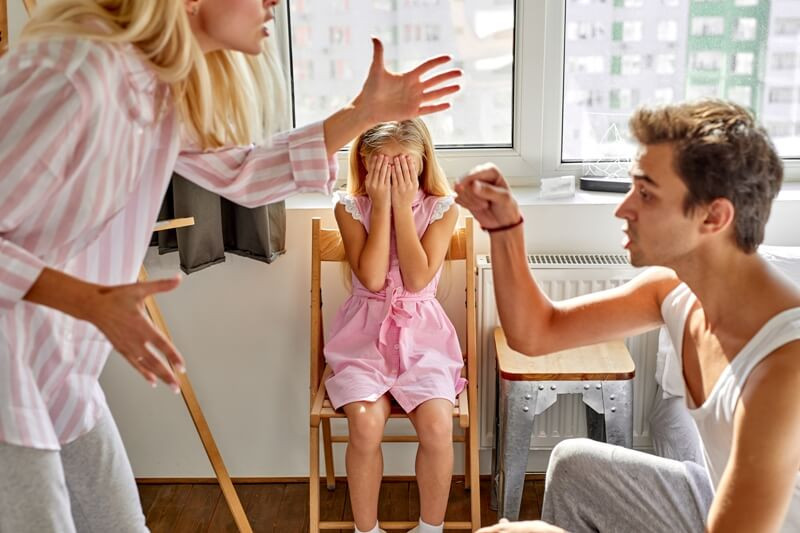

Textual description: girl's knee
[416,414,453,450]
[347,411,386,450]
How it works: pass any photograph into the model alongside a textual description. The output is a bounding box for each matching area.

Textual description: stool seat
[492,326,636,521]
[494,328,635,381]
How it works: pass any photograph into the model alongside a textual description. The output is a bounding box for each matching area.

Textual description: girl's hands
[390,155,419,210]
[364,154,391,209]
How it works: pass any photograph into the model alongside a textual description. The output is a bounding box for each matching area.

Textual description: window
[622,21,643,42]
[728,85,753,108]
[768,87,796,104]
[561,0,800,164]
[774,18,800,36]
[772,52,797,71]
[287,0,514,147]
[691,51,725,71]
[656,54,676,74]
[281,0,800,183]
[732,52,755,75]
[657,20,678,42]
[733,17,757,41]
[692,17,725,36]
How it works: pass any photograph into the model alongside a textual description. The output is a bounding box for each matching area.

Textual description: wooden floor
[137,478,545,533]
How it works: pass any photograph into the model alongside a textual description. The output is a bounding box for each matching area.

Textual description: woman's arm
[176,38,461,208]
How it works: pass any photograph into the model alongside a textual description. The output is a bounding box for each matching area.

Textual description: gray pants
[0,407,147,533]
[541,438,713,533]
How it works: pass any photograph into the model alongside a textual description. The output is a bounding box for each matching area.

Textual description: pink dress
[324,190,467,412]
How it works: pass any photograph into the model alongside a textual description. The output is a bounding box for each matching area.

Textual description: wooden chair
[309,216,480,532]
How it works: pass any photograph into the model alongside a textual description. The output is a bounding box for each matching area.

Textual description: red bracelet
[481,216,524,233]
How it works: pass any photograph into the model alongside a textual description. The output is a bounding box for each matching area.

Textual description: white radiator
[476,254,660,471]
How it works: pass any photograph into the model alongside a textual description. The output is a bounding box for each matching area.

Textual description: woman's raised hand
[391,155,419,210]
[364,154,391,209]
[353,38,462,124]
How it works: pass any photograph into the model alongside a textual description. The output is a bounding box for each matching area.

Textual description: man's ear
[700,197,735,236]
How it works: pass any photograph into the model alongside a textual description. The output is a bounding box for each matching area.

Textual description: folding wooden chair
[309,216,480,532]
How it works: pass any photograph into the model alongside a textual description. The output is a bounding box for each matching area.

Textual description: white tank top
[661,283,800,532]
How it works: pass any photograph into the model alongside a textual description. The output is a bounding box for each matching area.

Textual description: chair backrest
[309,216,476,405]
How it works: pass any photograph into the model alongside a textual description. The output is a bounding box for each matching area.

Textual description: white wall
[99,189,800,478]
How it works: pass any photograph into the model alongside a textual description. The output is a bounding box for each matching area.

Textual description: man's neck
[671,245,788,332]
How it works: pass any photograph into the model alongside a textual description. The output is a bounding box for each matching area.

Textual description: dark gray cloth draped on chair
[151,173,286,274]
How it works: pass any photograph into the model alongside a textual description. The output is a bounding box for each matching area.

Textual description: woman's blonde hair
[21,0,286,148]
[347,118,452,197]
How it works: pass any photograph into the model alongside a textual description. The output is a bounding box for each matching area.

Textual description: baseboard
[135,473,547,484]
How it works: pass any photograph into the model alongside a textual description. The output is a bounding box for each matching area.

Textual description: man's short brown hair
[629,99,783,253]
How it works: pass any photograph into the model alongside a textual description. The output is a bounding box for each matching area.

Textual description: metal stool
[491,327,636,520]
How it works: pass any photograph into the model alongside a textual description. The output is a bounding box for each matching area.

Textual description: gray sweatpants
[541,438,714,533]
[0,407,148,533]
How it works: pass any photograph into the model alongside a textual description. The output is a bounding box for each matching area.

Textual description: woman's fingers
[138,344,180,393]
[368,37,385,75]
[135,276,181,299]
[127,352,158,386]
[422,84,461,102]
[422,69,463,90]
[149,328,186,374]
[419,103,452,116]
[410,54,453,77]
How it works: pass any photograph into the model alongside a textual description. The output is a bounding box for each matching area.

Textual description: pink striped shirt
[0,37,337,450]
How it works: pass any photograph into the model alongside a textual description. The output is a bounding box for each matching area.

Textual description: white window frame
[274,0,799,185]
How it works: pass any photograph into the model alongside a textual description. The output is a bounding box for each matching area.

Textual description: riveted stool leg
[601,380,634,448]
[497,379,537,521]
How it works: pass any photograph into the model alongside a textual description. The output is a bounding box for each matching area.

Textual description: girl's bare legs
[343,395,392,532]
[408,399,454,526]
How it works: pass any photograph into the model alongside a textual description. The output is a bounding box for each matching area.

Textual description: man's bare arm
[489,226,677,355]
[706,340,800,532]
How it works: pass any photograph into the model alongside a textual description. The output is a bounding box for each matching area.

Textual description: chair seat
[494,327,635,381]
[319,399,465,420]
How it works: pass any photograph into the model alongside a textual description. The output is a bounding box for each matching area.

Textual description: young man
[457,100,800,533]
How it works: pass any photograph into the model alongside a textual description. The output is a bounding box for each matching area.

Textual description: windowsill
[285,182,800,210]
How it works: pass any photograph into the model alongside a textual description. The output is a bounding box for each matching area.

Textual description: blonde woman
[325,119,462,533]
[0,1,461,530]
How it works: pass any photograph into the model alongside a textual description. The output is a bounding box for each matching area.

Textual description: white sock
[354,522,381,533]
[417,518,444,533]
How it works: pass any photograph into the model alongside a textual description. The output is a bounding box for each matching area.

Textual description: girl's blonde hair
[21,0,286,148]
[347,118,452,197]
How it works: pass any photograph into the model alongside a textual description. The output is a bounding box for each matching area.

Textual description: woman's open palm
[354,38,462,123]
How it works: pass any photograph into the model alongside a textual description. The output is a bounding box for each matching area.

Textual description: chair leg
[468,424,481,530]
[310,425,320,533]
[322,418,336,490]
[464,427,471,490]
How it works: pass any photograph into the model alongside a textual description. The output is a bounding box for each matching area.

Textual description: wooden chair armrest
[310,366,332,427]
